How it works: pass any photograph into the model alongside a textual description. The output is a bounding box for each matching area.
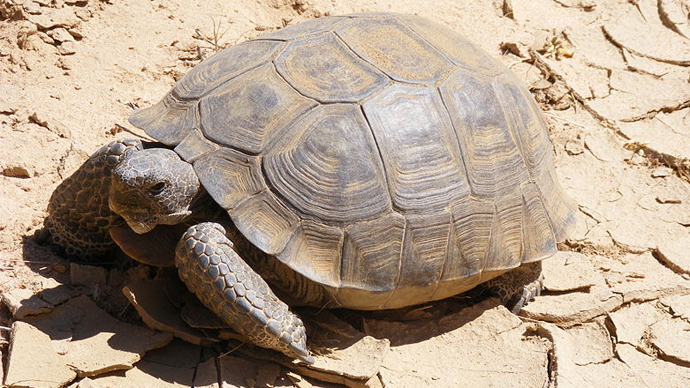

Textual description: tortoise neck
[187,188,227,224]
[45,139,142,259]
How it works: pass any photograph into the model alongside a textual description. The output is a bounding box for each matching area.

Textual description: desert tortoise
[46,13,576,363]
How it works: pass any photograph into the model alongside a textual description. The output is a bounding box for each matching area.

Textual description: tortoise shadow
[20,229,507,373]
[17,234,208,386]
[302,293,501,349]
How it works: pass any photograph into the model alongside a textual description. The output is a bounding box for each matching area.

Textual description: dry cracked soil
[1,0,690,387]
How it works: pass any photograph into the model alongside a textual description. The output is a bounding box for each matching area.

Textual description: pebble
[47,27,74,43]
[58,40,77,55]
[1,164,33,178]
[651,166,673,178]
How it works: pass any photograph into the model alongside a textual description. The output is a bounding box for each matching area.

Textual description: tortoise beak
[127,220,156,234]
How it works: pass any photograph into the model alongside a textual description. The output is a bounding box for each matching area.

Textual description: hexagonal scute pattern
[335,17,454,84]
[199,65,317,155]
[396,14,503,75]
[275,33,388,103]
[440,68,530,198]
[129,13,577,310]
[173,40,282,100]
[362,83,470,213]
[263,104,391,225]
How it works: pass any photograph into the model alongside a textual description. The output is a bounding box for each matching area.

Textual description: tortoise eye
[150,182,166,194]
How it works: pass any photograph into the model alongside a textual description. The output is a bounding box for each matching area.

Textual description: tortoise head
[109,148,201,234]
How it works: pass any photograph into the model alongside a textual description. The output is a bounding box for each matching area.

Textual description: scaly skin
[483,261,543,314]
[176,222,313,363]
[45,139,314,363]
[45,139,142,259]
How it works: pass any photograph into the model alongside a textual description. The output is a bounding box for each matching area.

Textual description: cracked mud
[1,0,689,387]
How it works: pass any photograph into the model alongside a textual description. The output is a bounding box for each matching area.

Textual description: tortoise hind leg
[483,261,543,314]
[175,222,313,364]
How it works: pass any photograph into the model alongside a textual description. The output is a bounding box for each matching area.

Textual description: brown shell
[129,13,576,310]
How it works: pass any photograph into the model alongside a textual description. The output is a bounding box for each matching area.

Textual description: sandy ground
[1,0,690,387]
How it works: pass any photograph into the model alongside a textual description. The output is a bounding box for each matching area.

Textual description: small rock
[627,152,648,166]
[23,1,43,15]
[649,318,690,366]
[531,30,551,53]
[4,321,77,388]
[70,262,107,288]
[651,166,673,178]
[1,287,53,319]
[73,6,91,22]
[46,27,74,43]
[58,40,77,55]
[67,27,84,39]
[16,20,39,49]
[1,163,33,178]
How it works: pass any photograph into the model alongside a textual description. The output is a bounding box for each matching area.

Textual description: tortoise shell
[129,13,576,310]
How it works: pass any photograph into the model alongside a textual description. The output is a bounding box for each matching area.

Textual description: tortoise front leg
[175,222,314,364]
[45,139,143,258]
